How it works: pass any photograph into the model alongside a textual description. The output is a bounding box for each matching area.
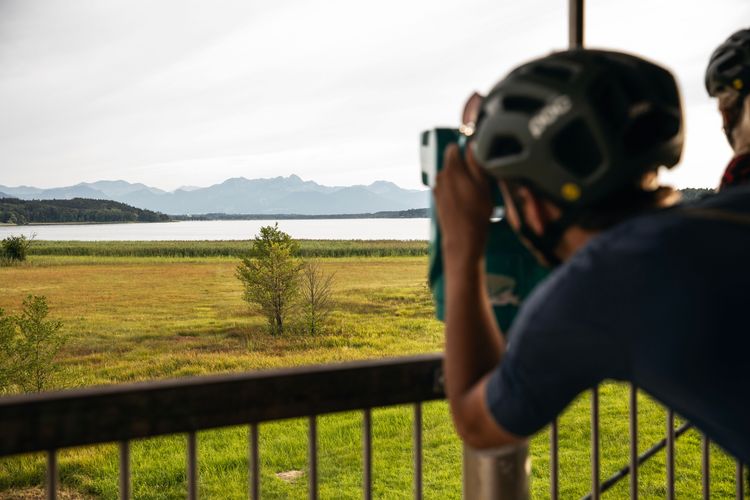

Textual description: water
[0,219,430,241]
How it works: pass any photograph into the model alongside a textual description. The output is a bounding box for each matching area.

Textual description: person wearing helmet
[433,49,750,463]
[706,28,750,189]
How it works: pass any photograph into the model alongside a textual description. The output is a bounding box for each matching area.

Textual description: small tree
[0,296,66,393]
[1,234,33,262]
[14,295,66,392]
[236,224,301,335]
[0,309,17,393]
[300,260,335,335]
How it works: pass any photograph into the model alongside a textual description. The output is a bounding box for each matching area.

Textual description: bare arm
[434,145,524,448]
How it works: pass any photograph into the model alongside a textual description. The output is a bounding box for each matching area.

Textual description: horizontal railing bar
[0,354,444,457]
[581,422,692,500]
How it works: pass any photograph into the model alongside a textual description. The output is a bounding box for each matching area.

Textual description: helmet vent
[488,135,523,160]
[717,52,741,75]
[552,119,602,178]
[503,95,545,115]
[532,64,574,82]
[623,111,680,158]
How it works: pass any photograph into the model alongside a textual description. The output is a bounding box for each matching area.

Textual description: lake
[0,219,431,241]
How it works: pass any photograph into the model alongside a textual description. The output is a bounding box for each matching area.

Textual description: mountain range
[0,175,429,215]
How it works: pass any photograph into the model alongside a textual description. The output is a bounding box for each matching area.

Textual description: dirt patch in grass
[0,486,92,499]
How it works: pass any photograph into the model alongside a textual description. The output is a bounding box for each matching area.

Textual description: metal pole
[630,385,638,500]
[249,424,259,500]
[702,436,710,500]
[666,411,675,500]
[591,387,600,500]
[569,0,584,48]
[463,443,530,499]
[46,449,58,500]
[119,441,130,500]
[309,416,318,500]
[413,403,423,500]
[187,432,197,500]
[363,409,372,500]
[550,420,559,500]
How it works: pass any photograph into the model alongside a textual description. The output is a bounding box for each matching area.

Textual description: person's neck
[555,226,598,262]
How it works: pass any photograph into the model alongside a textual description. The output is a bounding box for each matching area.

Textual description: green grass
[0,248,742,498]
[27,240,428,258]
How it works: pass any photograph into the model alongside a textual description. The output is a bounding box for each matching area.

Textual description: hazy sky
[0,0,748,190]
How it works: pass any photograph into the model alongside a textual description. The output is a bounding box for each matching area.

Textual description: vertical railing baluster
[413,402,423,500]
[702,435,710,500]
[550,419,559,500]
[591,387,600,500]
[187,432,197,500]
[119,441,130,500]
[309,416,318,500]
[737,462,745,500]
[363,409,372,500]
[666,410,675,500]
[46,449,58,500]
[249,424,259,500]
[630,384,638,500]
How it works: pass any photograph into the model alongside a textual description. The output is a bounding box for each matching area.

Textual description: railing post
[463,443,530,500]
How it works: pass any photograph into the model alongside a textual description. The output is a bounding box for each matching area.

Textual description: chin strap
[515,208,579,268]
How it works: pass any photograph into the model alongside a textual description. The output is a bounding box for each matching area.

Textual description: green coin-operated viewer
[420,122,548,333]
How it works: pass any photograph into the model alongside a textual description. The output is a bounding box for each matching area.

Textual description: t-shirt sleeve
[485,257,631,437]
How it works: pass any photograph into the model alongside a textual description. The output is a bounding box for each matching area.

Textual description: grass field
[0,246,742,498]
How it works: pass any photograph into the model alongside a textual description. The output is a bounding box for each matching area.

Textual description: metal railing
[0,357,746,499]
[553,385,746,500]
[0,354,446,500]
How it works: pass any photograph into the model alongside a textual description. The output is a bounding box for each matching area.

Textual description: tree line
[0,197,170,224]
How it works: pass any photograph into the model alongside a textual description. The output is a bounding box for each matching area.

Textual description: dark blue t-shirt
[485,185,750,463]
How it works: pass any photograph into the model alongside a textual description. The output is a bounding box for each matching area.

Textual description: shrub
[300,260,335,335]
[1,234,33,262]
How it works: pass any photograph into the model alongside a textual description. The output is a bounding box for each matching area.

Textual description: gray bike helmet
[472,49,684,207]
[706,28,750,97]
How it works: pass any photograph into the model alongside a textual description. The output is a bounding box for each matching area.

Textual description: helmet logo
[529,95,572,138]
[733,78,744,91]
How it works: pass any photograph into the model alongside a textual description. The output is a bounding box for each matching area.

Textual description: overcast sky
[0,0,748,191]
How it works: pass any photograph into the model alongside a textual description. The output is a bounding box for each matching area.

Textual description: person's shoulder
[693,184,750,209]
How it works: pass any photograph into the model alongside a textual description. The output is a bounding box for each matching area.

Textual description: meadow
[0,242,741,498]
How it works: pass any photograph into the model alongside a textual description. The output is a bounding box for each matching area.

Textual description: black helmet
[706,28,750,97]
[472,49,683,207]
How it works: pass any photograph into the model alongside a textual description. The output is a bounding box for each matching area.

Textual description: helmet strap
[515,208,579,268]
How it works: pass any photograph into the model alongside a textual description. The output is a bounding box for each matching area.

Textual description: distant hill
[0,198,170,225]
[173,208,429,220]
[0,175,429,216]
